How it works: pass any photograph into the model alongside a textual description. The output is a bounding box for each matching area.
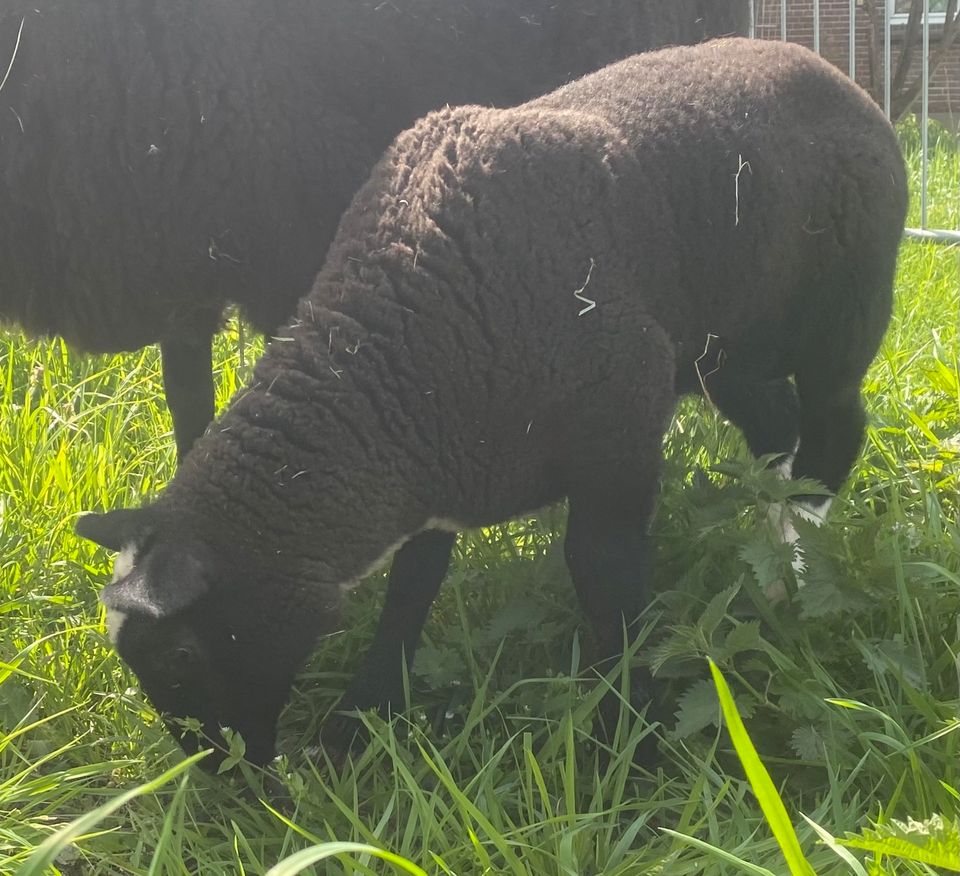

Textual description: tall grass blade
[265,842,429,876]
[660,828,778,875]
[708,658,815,876]
[800,814,869,876]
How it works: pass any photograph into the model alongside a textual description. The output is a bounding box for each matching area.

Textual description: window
[891,0,950,24]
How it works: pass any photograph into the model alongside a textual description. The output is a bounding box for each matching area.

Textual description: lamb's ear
[99,569,166,618]
[100,546,210,619]
[76,508,152,552]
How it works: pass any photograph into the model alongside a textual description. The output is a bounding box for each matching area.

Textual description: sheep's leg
[563,484,661,760]
[704,369,801,465]
[160,335,215,461]
[320,529,456,758]
[791,376,866,515]
[746,375,864,554]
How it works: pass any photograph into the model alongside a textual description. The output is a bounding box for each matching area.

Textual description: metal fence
[749,0,960,244]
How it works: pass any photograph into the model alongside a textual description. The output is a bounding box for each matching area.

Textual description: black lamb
[0,0,748,460]
[77,38,908,769]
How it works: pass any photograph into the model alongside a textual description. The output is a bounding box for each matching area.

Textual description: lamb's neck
[168,326,432,586]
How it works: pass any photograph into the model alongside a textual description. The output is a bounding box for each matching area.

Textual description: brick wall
[752,0,960,120]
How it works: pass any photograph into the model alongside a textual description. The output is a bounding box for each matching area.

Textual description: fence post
[921,0,930,228]
[884,0,892,117]
[814,0,821,53]
[849,0,857,79]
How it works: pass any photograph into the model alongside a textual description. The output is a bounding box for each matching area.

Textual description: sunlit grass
[1,126,959,873]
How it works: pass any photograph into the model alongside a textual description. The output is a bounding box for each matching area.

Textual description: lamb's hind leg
[160,333,216,461]
[702,363,801,470]
[790,372,869,521]
[787,243,895,523]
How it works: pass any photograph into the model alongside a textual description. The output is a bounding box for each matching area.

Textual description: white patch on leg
[424,516,467,533]
[767,495,833,598]
[102,543,136,643]
[764,503,804,602]
[336,517,468,598]
[795,497,832,526]
[774,453,795,480]
[773,441,799,480]
[337,532,413,596]
[768,503,807,582]
[768,502,798,545]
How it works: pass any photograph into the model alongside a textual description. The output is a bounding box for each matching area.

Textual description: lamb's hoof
[313,709,368,769]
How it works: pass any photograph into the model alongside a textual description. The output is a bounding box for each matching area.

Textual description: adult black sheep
[0,0,748,459]
[77,38,907,769]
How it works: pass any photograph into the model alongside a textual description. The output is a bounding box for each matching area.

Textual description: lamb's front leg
[320,528,456,759]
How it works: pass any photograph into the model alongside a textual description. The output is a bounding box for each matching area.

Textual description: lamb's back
[530,38,907,363]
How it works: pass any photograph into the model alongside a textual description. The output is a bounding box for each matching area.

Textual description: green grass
[2,127,959,875]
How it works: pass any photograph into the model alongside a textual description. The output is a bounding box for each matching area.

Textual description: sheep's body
[0,0,748,457]
[77,39,907,768]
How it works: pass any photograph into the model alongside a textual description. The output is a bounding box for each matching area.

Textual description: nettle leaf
[649,625,706,677]
[476,597,549,646]
[673,677,756,739]
[841,814,960,871]
[413,642,467,688]
[740,534,792,590]
[710,458,755,480]
[720,620,764,660]
[795,577,844,619]
[689,496,747,535]
[674,679,720,738]
[782,477,833,502]
[698,583,740,638]
[789,725,825,761]
[795,540,840,585]
[860,638,925,688]
[777,687,828,722]
[710,455,829,504]
[795,538,872,619]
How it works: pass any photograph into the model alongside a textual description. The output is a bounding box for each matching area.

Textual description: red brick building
[753,0,960,121]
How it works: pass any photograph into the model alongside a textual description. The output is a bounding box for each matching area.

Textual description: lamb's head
[76,507,333,770]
